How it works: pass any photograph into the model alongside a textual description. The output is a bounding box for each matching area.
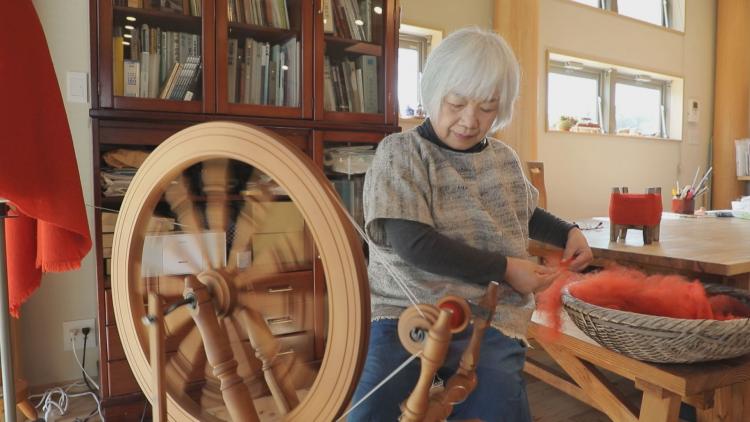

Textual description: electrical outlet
[62,319,96,351]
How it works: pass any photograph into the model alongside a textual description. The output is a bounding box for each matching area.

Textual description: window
[547,62,604,132]
[397,24,442,120]
[568,0,683,31]
[398,34,429,117]
[616,0,665,27]
[546,53,682,140]
[614,75,669,137]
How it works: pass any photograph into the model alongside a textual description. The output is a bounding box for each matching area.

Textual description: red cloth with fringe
[0,1,92,317]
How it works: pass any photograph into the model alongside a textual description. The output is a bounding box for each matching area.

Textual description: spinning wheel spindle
[400,310,452,422]
[425,282,500,420]
[183,276,259,422]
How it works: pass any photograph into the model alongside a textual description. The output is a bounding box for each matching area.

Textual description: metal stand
[0,200,16,422]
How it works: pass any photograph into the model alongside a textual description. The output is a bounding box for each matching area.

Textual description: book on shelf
[324,56,377,112]
[229,37,298,106]
[116,24,201,100]
[124,59,140,97]
[113,28,125,96]
[323,0,335,33]
[116,0,200,16]
[332,0,369,41]
[227,38,239,103]
[330,176,365,228]
[228,0,290,29]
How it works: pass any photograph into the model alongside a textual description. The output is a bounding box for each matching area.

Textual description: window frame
[612,72,671,138]
[570,0,681,31]
[546,53,679,140]
[396,32,432,119]
[548,60,607,132]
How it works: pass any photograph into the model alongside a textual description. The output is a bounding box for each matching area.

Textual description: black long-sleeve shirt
[381,120,575,285]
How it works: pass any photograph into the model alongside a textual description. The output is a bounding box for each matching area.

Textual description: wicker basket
[561,284,750,363]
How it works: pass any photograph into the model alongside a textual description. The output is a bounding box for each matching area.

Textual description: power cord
[81,328,96,395]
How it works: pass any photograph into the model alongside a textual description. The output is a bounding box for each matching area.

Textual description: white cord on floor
[29,380,104,422]
[27,335,105,421]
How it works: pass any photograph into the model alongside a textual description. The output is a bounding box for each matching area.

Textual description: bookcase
[90,0,400,419]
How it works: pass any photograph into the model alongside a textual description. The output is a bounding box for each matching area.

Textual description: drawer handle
[267,316,293,325]
[268,285,293,294]
[277,350,295,356]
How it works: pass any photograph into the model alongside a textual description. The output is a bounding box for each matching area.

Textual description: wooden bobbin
[398,296,471,356]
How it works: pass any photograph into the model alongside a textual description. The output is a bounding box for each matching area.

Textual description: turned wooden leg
[610,223,619,242]
[16,399,37,421]
[239,307,300,414]
[184,276,259,422]
[400,310,452,422]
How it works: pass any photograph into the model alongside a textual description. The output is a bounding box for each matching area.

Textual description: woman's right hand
[505,257,560,295]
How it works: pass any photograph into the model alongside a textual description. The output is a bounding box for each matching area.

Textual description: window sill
[546,128,682,143]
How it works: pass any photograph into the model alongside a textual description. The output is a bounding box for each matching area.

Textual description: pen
[694,186,708,199]
[690,167,701,195]
[694,167,713,194]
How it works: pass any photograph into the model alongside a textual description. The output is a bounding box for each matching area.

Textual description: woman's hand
[562,227,593,272]
[505,257,560,295]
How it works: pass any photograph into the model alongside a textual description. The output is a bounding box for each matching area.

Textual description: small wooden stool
[0,378,39,421]
[609,187,662,245]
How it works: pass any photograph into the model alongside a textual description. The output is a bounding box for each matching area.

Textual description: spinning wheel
[111,122,369,421]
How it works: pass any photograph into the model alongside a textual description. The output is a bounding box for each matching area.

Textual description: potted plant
[558,115,577,131]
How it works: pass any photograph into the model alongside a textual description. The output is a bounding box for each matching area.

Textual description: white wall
[20,0,98,386]
[538,0,716,219]
[400,0,493,34]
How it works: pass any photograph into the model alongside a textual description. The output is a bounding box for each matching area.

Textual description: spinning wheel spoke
[164,174,212,271]
[238,307,300,414]
[202,159,231,269]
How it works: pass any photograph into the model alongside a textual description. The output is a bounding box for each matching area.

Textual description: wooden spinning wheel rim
[111,122,370,421]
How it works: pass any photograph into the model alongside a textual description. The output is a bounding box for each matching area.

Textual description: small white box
[142,231,226,276]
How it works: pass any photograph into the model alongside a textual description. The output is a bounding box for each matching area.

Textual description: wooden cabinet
[89,0,399,417]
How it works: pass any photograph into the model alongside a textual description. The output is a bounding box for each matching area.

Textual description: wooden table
[531,214,750,289]
[526,214,750,421]
[525,320,750,422]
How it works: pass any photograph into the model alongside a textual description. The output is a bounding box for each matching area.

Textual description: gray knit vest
[363,129,539,341]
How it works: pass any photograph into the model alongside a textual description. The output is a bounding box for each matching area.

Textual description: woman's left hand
[562,227,593,272]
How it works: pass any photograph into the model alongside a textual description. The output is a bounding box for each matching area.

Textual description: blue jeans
[348,319,531,422]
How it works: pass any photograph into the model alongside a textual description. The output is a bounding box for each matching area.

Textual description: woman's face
[433,93,499,150]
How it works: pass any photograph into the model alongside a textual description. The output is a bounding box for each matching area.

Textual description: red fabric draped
[0,1,92,317]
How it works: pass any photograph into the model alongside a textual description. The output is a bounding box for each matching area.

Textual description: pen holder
[671,198,695,215]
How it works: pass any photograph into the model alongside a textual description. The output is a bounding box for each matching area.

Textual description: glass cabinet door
[216,0,313,118]
[315,0,398,124]
[103,0,213,112]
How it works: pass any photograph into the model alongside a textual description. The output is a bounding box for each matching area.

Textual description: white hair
[420,27,520,131]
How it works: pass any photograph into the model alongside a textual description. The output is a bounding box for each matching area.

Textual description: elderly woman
[348,27,592,421]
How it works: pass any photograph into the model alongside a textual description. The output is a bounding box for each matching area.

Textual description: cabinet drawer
[106,359,140,397]
[245,271,313,336]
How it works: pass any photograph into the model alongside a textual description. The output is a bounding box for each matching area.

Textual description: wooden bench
[524,319,750,422]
